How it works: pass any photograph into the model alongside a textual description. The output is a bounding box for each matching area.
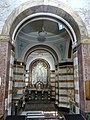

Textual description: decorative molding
[81,39,90,43]
[0,35,10,41]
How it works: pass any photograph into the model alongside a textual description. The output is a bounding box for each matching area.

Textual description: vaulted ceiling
[15,19,72,69]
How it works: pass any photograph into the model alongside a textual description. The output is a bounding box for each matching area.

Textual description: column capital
[81,38,90,43]
[0,35,11,42]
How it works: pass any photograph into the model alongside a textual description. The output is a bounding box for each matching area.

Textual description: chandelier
[37,26,47,41]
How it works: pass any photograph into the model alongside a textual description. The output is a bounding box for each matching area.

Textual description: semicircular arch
[1,0,88,45]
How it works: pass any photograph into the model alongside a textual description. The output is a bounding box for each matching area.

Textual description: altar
[25,81,51,102]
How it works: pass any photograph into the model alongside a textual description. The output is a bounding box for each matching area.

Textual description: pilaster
[78,39,90,112]
[0,35,11,116]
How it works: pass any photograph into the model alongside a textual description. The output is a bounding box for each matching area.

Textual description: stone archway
[1,0,87,42]
[0,0,89,117]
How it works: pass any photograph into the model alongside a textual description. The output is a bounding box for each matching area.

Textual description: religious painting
[31,60,49,85]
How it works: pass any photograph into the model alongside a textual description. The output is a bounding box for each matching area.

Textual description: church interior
[0,0,90,120]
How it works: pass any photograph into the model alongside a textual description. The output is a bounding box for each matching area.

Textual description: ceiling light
[37,26,47,41]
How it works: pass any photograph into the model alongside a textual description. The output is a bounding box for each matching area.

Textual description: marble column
[8,49,15,115]
[78,39,90,113]
[0,36,11,116]
[73,50,80,114]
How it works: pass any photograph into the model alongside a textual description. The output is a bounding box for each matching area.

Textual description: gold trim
[10,64,14,69]
[74,65,78,70]
[55,80,58,82]
[50,77,55,79]
[0,115,3,119]
[13,80,24,82]
[13,72,24,75]
[55,87,59,89]
[51,81,55,83]
[59,73,73,75]
[13,65,24,68]
[59,66,73,68]
[58,101,69,105]
[75,90,79,94]
[81,39,90,43]
[59,80,74,82]
[59,87,74,90]
[14,87,25,90]
[74,78,79,81]
[8,90,13,94]
[58,94,74,98]
[75,102,80,107]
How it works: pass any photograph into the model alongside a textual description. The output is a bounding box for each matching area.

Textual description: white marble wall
[73,51,80,114]
[57,64,74,108]
[0,0,90,36]
[8,50,14,115]
[14,62,25,95]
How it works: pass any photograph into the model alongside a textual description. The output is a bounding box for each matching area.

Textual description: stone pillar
[0,36,11,116]
[78,40,90,113]
[8,49,15,115]
[73,50,80,114]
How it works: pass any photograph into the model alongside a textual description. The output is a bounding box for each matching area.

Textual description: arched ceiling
[17,19,66,42]
[26,50,55,70]
[15,19,71,63]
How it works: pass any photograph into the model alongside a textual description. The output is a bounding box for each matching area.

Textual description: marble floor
[21,111,63,120]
